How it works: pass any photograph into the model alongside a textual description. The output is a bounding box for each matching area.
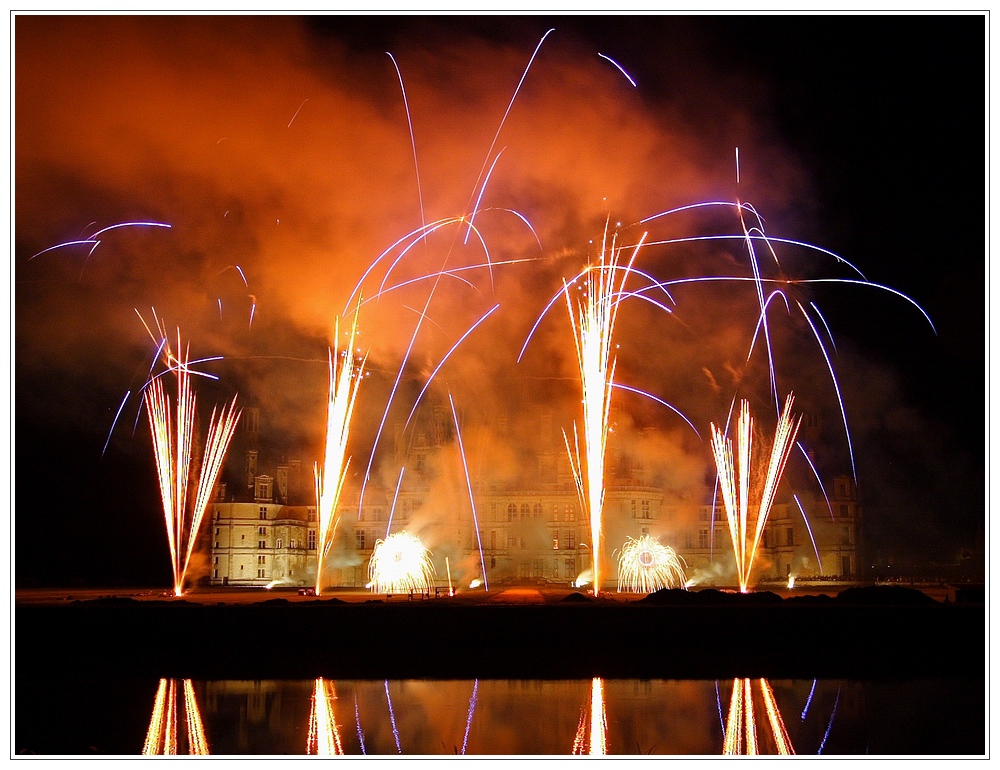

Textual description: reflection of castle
[208,405,858,589]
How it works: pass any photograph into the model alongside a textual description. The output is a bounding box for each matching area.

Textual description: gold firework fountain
[367,531,435,594]
[142,679,209,755]
[616,535,687,594]
[564,229,646,595]
[307,678,345,755]
[723,678,795,755]
[572,677,608,755]
[314,311,366,595]
[710,394,801,593]
[144,335,241,597]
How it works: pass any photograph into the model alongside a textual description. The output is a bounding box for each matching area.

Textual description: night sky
[13,13,985,588]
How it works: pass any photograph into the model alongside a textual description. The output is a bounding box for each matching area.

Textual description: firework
[616,535,687,594]
[307,679,345,755]
[144,335,241,597]
[711,394,801,593]
[367,531,435,594]
[572,678,607,755]
[723,679,794,756]
[314,308,367,595]
[563,227,646,595]
[449,392,489,591]
[142,679,209,755]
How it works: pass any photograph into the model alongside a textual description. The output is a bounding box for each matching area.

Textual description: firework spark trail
[356,221,471,522]
[463,28,554,244]
[307,679,344,755]
[759,679,795,755]
[387,52,427,242]
[287,97,309,128]
[385,466,405,538]
[354,693,366,755]
[818,686,841,754]
[461,680,479,755]
[723,678,756,755]
[463,147,507,276]
[385,681,402,754]
[314,309,367,595]
[598,52,637,86]
[573,678,608,755]
[28,221,172,261]
[793,494,823,573]
[801,679,818,721]
[367,531,435,594]
[797,300,857,480]
[711,395,801,593]
[404,304,500,430]
[611,382,701,439]
[102,390,131,456]
[143,679,209,755]
[796,442,836,521]
[144,336,241,596]
[616,535,687,593]
[562,229,647,594]
[449,392,489,591]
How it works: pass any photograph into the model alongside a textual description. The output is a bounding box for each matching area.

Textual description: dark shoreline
[16,586,985,681]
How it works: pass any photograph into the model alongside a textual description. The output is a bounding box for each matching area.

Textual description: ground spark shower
[563,227,646,595]
[711,394,801,593]
[144,335,241,597]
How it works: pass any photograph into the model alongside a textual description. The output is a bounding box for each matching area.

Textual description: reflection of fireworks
[307,678,344,756]
[711,394,801,593]
[563,228,646,595]
[142,679,209,755]
[367,531,435,594]
[723,678,794,755]
[616,535,687,594]
[573,677,607,755]
[144,334,241,597]
[315,309,366,595]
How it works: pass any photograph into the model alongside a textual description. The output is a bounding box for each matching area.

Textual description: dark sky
[13,13,986,587]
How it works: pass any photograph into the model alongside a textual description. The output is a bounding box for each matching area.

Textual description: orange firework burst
[710,394,801,593]
[144,334,241,597]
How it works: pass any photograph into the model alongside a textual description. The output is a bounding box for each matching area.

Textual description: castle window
[258,540,266,549]
[786,528,794,547]
[276,539,282,550]
[698,529,709,548]
[642,500,650,519]
[308,530,316,550]
[259,507,267,520]
[507,504,516,521]
[258,526,266,535]
[258,555,265,565]
[356,529,366,550]
[552,534,559,550]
